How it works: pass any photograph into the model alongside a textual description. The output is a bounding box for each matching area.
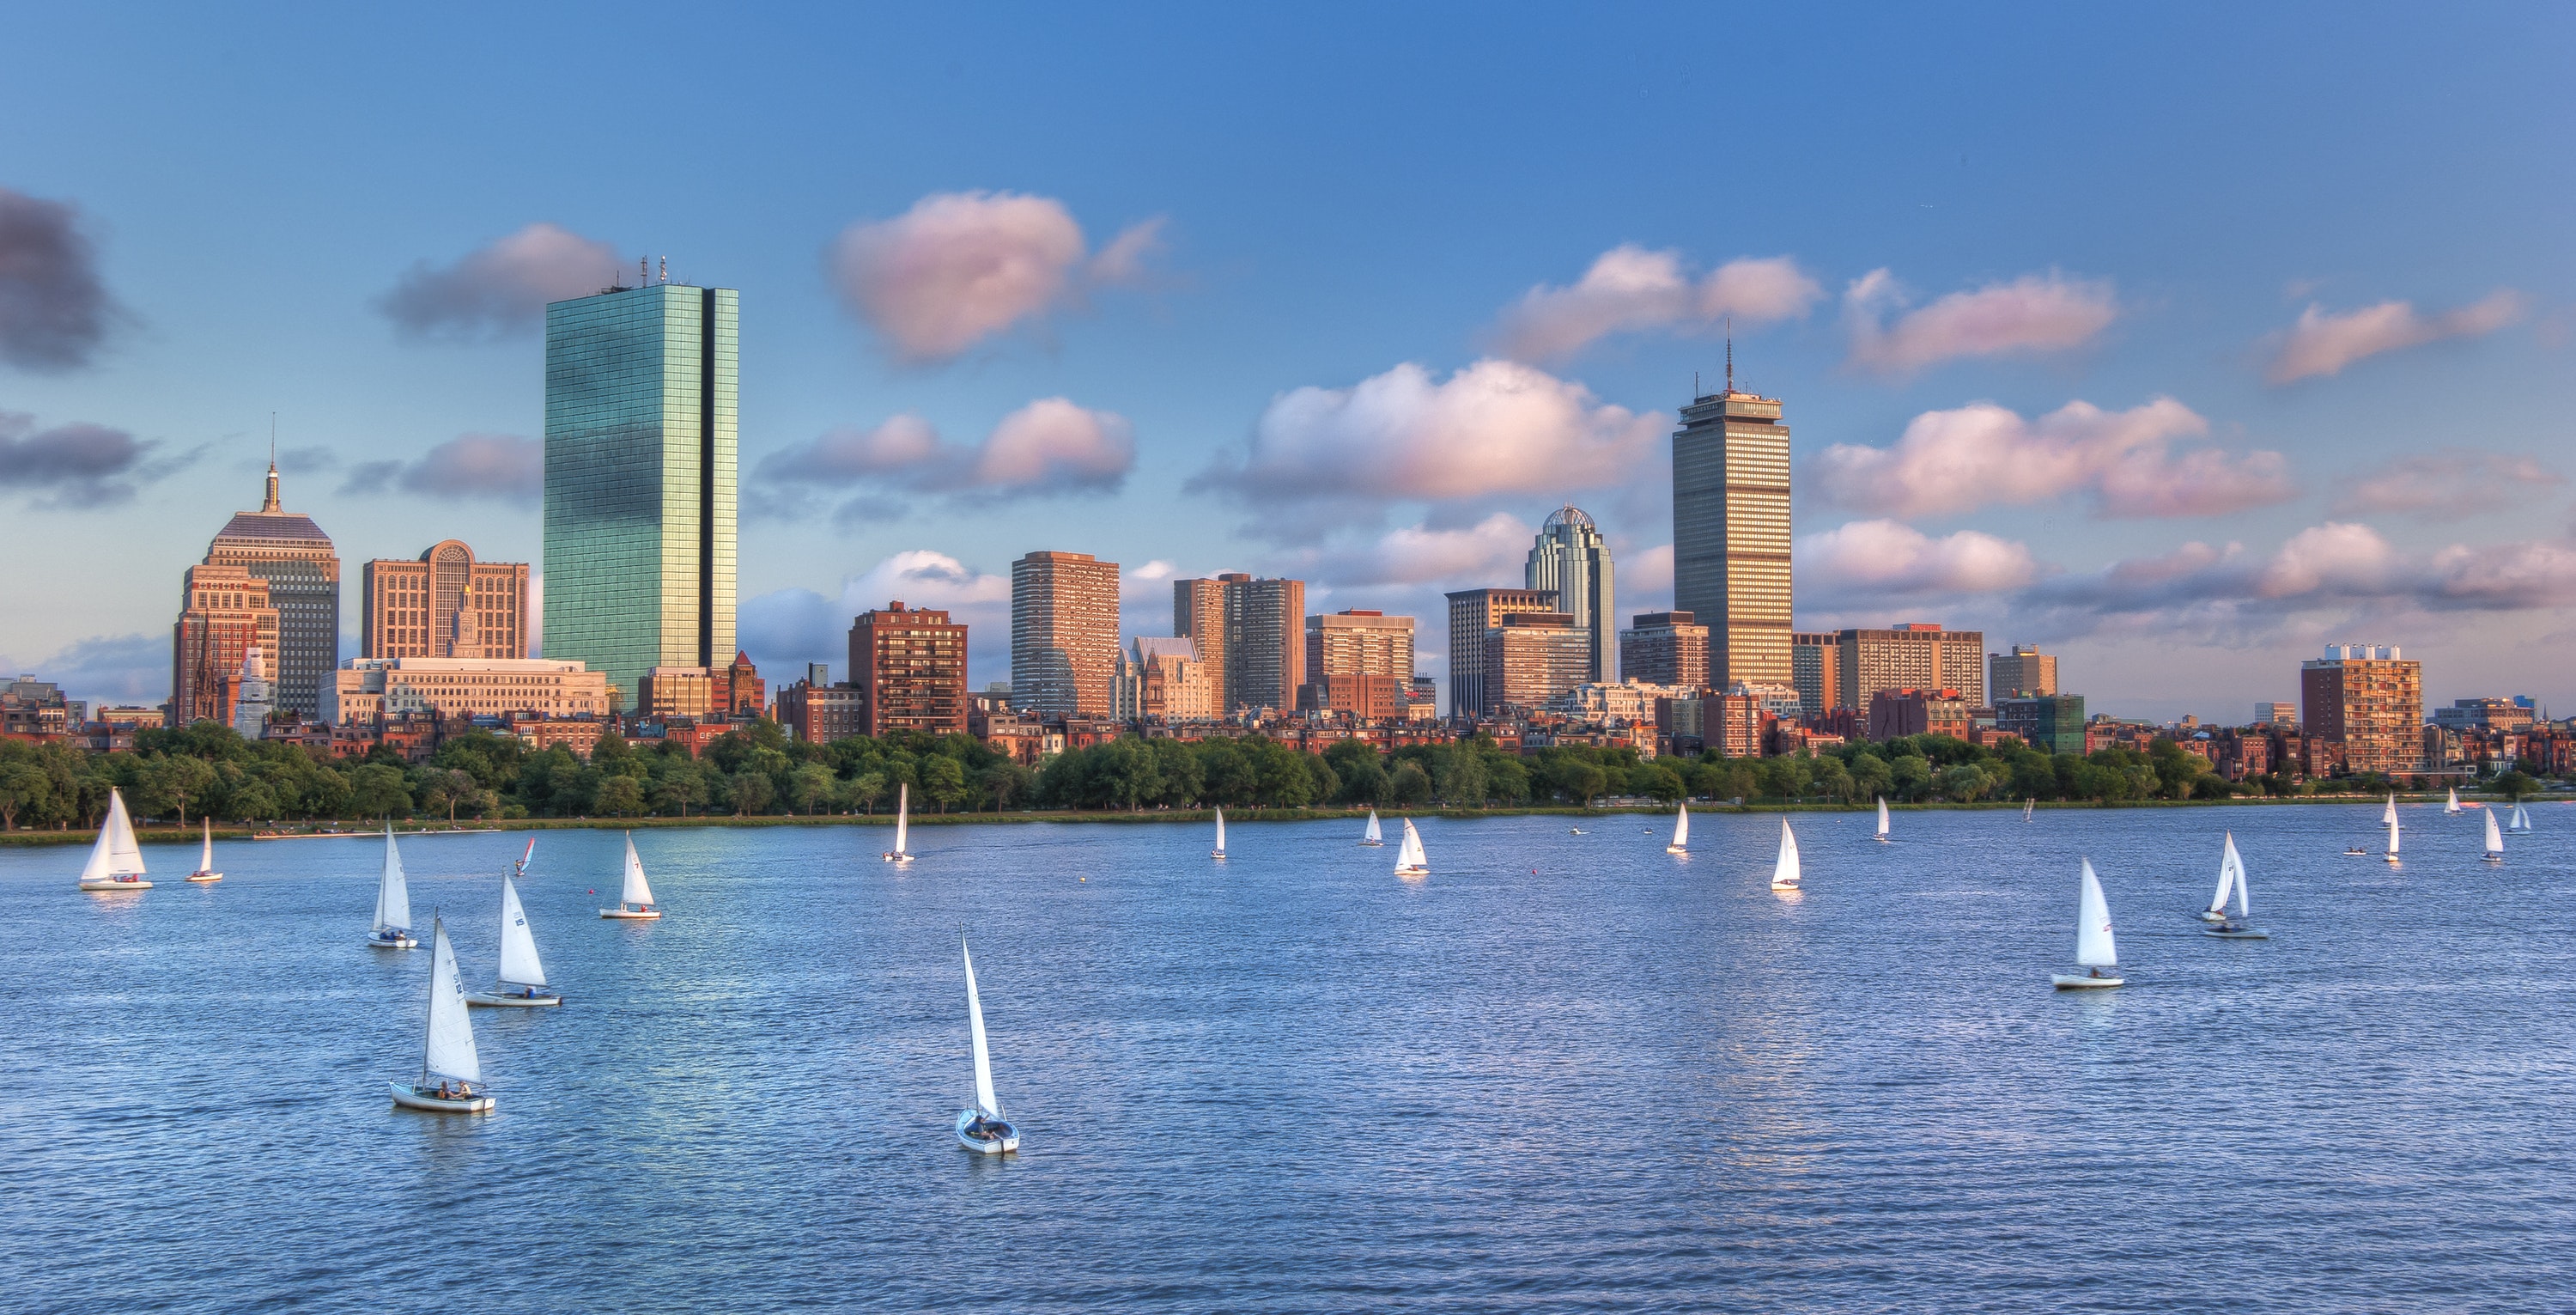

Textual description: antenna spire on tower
[1724,320,1735,393]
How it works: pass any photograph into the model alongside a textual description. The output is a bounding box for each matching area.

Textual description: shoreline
[0,792,2544,848]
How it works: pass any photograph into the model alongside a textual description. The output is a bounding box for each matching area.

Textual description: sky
[3,3,2573,721]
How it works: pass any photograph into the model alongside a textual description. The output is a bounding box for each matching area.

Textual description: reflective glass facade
[543,283,738,710]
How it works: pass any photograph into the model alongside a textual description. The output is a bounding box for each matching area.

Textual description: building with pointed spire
[193,461,340,720]
[1672,347,1791,687]
[1525,505,1616,683]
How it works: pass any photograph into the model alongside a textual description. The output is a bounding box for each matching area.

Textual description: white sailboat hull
[367,932,417,949]
[185,872,222,883]
[466,988,563,1008]
[883,852,914,863]
[79,878,152,891]
[1358,841,1382,847]
[1666,845,1687,855]
[956,1108,1018,1154]
[2051,973,2124,989]
[599,906,662,920]
[387,1081,493,1114]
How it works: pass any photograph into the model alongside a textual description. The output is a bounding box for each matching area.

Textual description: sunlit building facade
[1673,376,1790,687]
[1525,507,1616,682]
[199,463,339,719]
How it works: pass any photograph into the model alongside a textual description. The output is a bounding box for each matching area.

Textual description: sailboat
[1212,807,1227,860]
[2383,793,2400,827]
[76,788,151,892]
[2445,788,2463,815]
[388,915,494,1113]
[1359,810,1382,847]
[2023,797,2034,823]
[2509,801,2533,832]
[2482,807,2505,866]
[185,817,222,883]
[599,832,662,919]
[1770,817,1801,891]
[1666,801,1690,855]
[2384,815,2402,866]
[1875,797,1892,843]
[2052,860,2123,988]
[468,869,562,1007]
[368,822,416,948]
[2202,833,2268,938]
[1394,818,1429,876]
[955,937,1019,1155]
[2198,832,2245,923]
[883,782,914,864]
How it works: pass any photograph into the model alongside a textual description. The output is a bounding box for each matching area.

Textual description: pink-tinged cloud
[1303,513,1540,588]
[753,399,1133,510]
[1798,519,2041,598]
[2331,448,2563,518]
[340,433,543,505]
[379,223,623,340]
[1490,247,1820,362]
[828,192,1161,362]
[1809,398,2293,520]
[1844,269,2117,374]
[2264,290,2525,384]
[1194,358,1665,506]
[738,550,1017,682]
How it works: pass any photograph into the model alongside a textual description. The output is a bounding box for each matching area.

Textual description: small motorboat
[883,782,914,864]
[1568,827,1587,835]
[600,832,663,919]
[368,822,416,949]
[388,916,495,1113]
[185,817,222,883]
[76,788,152,892]
[956,937,1019,1155]
[2051,859,2124,989]
[2343,844,2369,856]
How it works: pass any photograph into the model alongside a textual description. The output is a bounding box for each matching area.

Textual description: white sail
[1214,807,1226,855]
[2208,832,2242,916]
[2383,794,2398,826]
[1876,796,1890,837]
[2075,860,2117,968]
[2485,808,2505,857]
[2512,802,2531,831]
[374,823,412,934]
[1671,801,1689,849]
[1395,819,1427,872]
[77,792,129,885]
[2446,788,2461,813]
[963,937,1001,1118]
[100,788,146,877]
[422,918,483,1085]
[198,818,214,873]
[620,833,654,908]
[2024,798,2034,821]
[495,873,546,988]
[1771,817,1801,887]
[2386,817,2401,857]
[893,782,909,855]
[1363,810,1382,843]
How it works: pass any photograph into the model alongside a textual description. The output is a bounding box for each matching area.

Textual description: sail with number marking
[620,833,654,908]
[422,918,483,1086]
[495,872,546,989]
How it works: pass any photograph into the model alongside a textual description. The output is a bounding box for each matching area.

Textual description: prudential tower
[1671,356,1790,687]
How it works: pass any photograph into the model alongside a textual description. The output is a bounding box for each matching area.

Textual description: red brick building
[849,601,969,737]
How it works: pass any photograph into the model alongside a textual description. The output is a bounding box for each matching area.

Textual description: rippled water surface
[5,803,2573,1312]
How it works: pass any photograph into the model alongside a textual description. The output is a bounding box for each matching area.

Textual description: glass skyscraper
[543,280,738,711]
[1524,506,1616,683]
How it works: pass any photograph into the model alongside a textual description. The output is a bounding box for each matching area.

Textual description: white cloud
[1809,398,2293,520]
[340,433,544,505]
[1798,520,2042,600]
[379,223,623,340]
[1490,247,1820,362]
[2264,290,2525,384]
[753,399,1133,520]
[1194,359,1664,508]
[1299,513,1539,588]
[827,191,1161,362]
[2332,449,2562,518]
[1844,269,2117,374]
[737,551,1016,685]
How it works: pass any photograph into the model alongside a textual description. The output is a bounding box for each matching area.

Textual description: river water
[3,803,2571,1312]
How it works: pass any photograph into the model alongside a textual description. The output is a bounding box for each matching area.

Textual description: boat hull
[367,934,417,949]
[186,871,222,883]
[2052,973,2124,989]
[1771,880,1800,891]
[1665,845,1687,855]
[599,908,662,920]
[955,1109,1018,1155]
[388,1081,493,1113]
[1358,841,1382,847]
[883,853,912,864]
[80,878,152,891]
[1394,866,1428,877]
[466,989,563,1008]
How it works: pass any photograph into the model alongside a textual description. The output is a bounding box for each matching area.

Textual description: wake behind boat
[884,782,914,864]
[76,788,152,892]
[956,936,1018,1155]
[389,915,494,1113]
[2052,859,2124,989]
[367,822,416,948]
[469,865,562,1007]
[185,817,222,883]
[601,832,662,919]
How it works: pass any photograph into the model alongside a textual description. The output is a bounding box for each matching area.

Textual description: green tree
[0,762,52,831]
[142,754,219,825]
[787,763,838,815]
[1388,760,1433,805]
[596,775,647,817]
[920,755,969,812]
[2494,770,2539,801]
[347,763,413,819]
[227,781,281,823]
[728,770,775,815]
[849,770,888,815]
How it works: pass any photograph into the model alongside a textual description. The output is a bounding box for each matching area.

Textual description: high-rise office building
[1673,366,1790,687]
[1483,612,1592,714]
[173,563,280,728]
[1443,587,1558,716]
[1619,612,1710,690]
[1012,551,1121,718]
[1789,630,1840,721]
[848,601,969,737]
[543,277,738,711]
[2300,643,2422,776]
[1303,609,1415,720]
[1833,624,1986,710]
[1990,644,2057,698]
[198,462,339,720]
[1172,572,1304,714]
[1998,694,2087,755]
[363,540,530,661]
[1525,506,1616,682]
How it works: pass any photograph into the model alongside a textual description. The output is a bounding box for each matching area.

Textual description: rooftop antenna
[1725,320,1735,393]
[640,257,649,287]
[659,256,668,283]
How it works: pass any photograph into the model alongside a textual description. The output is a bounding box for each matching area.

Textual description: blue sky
[3,3,2573,719]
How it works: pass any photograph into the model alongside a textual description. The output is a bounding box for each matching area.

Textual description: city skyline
[5,9,2574,721]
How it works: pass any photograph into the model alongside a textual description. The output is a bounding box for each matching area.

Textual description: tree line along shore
[0,716,2546,846]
